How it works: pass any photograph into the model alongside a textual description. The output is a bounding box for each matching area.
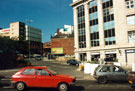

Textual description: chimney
[57,28,60,35]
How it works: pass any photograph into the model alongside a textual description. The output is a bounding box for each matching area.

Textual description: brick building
[51,29,74,57]
[43,42,51,57]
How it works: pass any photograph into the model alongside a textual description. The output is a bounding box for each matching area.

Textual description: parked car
[128,71,135,88]
[93,65,129,83]
[35,56,42,61]
[11,66,76,91]
[67,59,81,66]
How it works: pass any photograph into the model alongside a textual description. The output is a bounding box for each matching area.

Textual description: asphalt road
[0,59,135,91]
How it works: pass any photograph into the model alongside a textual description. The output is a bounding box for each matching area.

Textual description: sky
[0,0,73,43]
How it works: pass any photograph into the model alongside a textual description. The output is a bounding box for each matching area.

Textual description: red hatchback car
[11,66,76,91]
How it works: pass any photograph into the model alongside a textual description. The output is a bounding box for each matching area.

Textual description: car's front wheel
[16,82,26,91]
[98,76,107,84]
[58,82,69,91]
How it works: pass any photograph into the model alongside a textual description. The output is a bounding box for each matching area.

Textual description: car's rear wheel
[98,76,107,84]
[58,82,69,91]
[16,82,26,91]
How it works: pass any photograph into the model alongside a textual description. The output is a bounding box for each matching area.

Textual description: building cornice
[70,0,88,7]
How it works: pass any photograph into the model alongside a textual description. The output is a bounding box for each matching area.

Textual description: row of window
[105,37,116,45]
[78,16,85,24]
[90,32,99,40]
[91,40,100,47]
[103,0,113,9]
[78,5,86,48]
[79,35,86,42]
[78,5,85,13]
[90,32,100,47]
[78,11,85,18]
[78,23,85,29]
[103,7,113,17]
[89,6,98,14]
[79,41,86,48]
[79,28,85,36]
[90,19,98,26]
[104,14,114,22]
[104,28,115,38]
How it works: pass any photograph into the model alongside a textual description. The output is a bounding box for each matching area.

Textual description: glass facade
[89,0,100,47]
[77,5,86,48]
[103,0,116,45]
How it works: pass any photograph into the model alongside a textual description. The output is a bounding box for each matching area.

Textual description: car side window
[36,69,49,76]
[100,66,111,72]
[113,66,124,72]
[22,69,35,75]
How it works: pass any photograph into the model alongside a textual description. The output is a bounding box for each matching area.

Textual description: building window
[128,31,135,43]
[78,5,86,48]
[89,0,100,47]
[103,7,114,22]
[103,0,113,9]
[125,0,135,8]
[127,15,135,25]
[103,0,116,45]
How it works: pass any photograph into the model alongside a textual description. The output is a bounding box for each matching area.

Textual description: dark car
[35,56,42,61]
[128,71,135,88]
[67,59,81,66]
[93,65,129,83]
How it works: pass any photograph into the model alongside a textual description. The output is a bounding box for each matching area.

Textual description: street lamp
[26,20,33,61]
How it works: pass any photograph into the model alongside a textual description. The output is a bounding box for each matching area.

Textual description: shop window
[105,53,116,61]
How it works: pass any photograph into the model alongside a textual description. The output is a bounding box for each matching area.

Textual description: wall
[51,37,74,55]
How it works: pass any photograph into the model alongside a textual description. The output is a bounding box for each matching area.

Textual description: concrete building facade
[25,25,42,43]
[70,0,135,69]
[10,22,26,40]
[0,22,42,54]
[0,28,10,37]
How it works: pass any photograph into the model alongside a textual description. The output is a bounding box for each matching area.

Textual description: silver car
[93,65,129,83]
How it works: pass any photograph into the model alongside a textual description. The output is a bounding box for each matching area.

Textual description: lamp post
[26,20,33,61]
